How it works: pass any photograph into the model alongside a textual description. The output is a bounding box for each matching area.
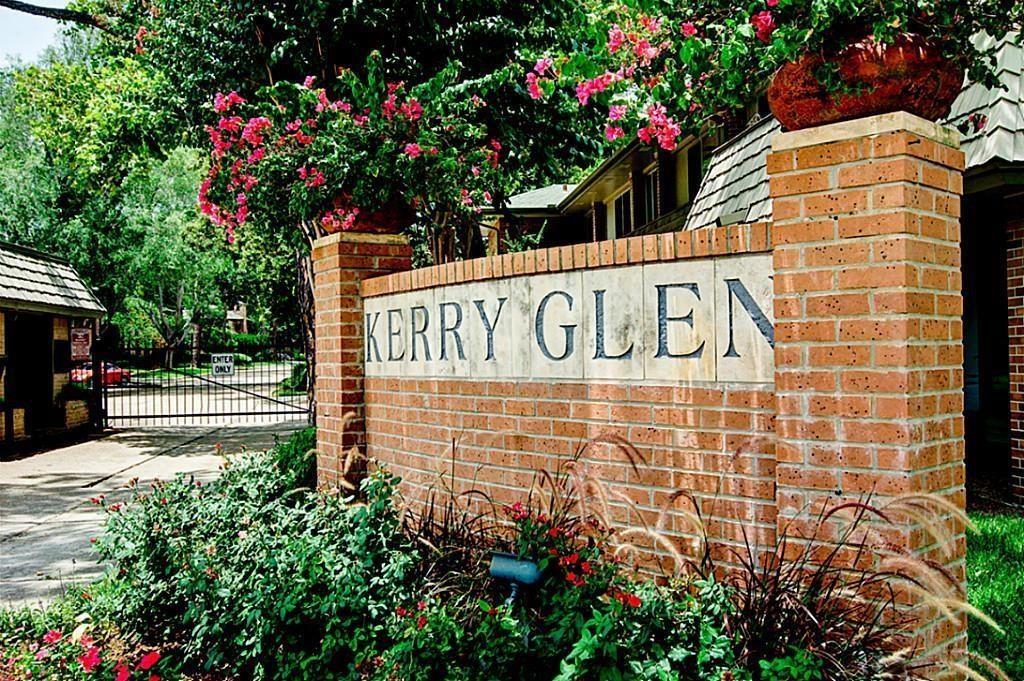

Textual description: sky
[0,1,68,67]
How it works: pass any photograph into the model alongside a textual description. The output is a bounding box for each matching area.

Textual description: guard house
[0,241,105,450]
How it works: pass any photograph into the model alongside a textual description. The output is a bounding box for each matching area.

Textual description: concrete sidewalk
[0,422,305,608]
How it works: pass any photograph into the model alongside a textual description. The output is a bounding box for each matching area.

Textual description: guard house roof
[0,241,105,317]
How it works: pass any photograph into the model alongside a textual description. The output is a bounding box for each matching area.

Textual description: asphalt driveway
[0,422,305,608]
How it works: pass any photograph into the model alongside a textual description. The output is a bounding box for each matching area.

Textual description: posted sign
[71,328,92,361]
[211,353,235,377]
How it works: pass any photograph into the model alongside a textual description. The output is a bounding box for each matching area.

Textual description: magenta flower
[399,98,423,121]
[78,646,101,672]
[138,651,161,671]
[607,25,626,53]
[751,10,777,42]
[403,143,423,158]
[42,630,62,644]
[681,22,698,37]
[605,125,625,141]
[525,72,543,100]
[213,91,246,113]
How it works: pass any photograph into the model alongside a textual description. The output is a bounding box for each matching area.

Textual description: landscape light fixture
[489,552,542,607]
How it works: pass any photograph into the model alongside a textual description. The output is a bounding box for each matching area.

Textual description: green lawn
[968,511,1024,677]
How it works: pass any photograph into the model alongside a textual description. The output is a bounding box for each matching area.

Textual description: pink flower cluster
[605,16,670,67]
[321,205,360,232]
[381,83,423,122]
[525,58,555,100]
[637,103,682,151]
[27,630,163,680]
[213,91,245,113]
[575,70,628,106]
[298,166,326,188]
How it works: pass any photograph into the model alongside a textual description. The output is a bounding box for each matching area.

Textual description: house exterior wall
[1007,217,1024,498]
[313,113,968,664]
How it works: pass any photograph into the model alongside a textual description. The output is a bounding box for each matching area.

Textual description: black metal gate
[95,340,310,427]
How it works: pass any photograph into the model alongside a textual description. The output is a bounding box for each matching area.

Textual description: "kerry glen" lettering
[364,253,774,383]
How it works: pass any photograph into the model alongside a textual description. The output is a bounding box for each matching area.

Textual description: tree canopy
[0,0,608,350]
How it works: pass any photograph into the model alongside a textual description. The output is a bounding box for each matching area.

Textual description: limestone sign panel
[364,253,774,383]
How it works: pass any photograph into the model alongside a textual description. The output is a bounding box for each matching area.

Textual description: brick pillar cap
[312,230,410,249]
[772,111,960,152]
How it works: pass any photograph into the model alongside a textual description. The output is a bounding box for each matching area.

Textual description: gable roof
[505,183,578,213]
[684,32,1024,232]
[0,242,105,317]
[683,115,779,231]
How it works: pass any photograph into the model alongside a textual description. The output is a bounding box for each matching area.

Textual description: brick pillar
[1007,218,1024,500]
[768,113,966,661]
[312,230,413,487]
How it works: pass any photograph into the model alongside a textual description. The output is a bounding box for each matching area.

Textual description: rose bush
[530,0,1022,144]
[0,599,168,681]
[200,53,506,263]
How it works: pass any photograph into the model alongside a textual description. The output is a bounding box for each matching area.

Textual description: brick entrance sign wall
[313,113,967,660]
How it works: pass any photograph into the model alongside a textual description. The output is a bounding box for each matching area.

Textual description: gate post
[312,229,413,488]
[768,113,967,663]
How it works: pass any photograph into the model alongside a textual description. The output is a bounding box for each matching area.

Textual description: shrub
[91,431,414,679]
[276,362,309,396]
[271,425,317,489]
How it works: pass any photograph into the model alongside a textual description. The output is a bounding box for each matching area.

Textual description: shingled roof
[948,32,1024,168]
[0,242,105,317]
[682,32,1024,232]
[683,115,780,231]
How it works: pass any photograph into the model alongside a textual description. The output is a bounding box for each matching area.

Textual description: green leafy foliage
[75,0,604,193]
[0,72,59,246]
[5,429,1002,680]
[758,648,823,681]
[536,0,1022,147]
[91,435,416,678]
[270,426,317,489]
[200,53,508,262]
[0,588,172,681]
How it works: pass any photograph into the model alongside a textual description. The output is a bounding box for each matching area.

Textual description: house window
[687,141,704,203]
[613,190,632,236]
[642,169,658,226]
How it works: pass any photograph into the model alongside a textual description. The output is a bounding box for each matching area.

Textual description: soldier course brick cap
[312,230,410,249]
[772,111,962,152]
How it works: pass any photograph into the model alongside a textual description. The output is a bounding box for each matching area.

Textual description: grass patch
[968,510,1024,677]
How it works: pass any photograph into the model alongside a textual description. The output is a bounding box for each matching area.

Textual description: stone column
[768,113,967,661]
[312,229,413,487]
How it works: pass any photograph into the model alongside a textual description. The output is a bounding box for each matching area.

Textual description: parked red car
[71,362,132,386]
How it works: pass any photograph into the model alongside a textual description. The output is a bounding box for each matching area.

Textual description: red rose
[138,651,161,671]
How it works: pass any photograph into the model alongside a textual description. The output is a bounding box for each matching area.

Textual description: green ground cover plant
[967,511,1024,679]
[0,430,1014,680]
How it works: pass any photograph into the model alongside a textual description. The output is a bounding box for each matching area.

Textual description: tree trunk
[0,0,110,31]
